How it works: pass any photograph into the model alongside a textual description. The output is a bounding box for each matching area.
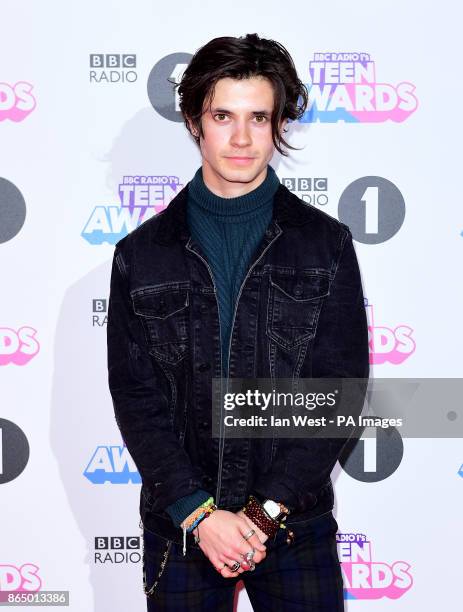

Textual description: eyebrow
[210,107,272,116]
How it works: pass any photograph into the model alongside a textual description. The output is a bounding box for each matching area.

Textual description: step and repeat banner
[1,1,461,610]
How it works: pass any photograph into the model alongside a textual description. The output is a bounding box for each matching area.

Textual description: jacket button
[200,304,208,313]
[201,420,209,428]
[198,362,211,372]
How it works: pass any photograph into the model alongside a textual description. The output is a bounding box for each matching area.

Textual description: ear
[186,116,199,138]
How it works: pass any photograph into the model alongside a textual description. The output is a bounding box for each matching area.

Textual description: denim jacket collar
[153,181,309,245]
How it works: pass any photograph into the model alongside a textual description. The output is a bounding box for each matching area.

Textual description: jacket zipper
[186,225,282,506]
[185,239,224,505]
[218,225,282,502]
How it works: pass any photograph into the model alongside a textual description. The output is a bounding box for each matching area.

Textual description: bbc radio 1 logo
[92,299,107,327]
[148,53,192,121]
[94,536,141,564]
[0,419,30,485]
[365,299,415,365]
[0,82,36,122]
[81,174,183,244]
[338,532,413,600]
[0,177,27,244]
[338,176,406,245]
[281,177,328,207]
[300,51,418,123]
[89,54,137,84]
[83,445,140,484]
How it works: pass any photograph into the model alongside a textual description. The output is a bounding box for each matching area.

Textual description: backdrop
[1,1,462,610]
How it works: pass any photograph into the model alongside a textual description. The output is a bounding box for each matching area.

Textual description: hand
[196,509,267,578]
[235,509,269,571]
[235,509,269,545]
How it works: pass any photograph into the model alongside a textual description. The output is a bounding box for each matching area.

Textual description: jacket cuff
[165,489,212,528]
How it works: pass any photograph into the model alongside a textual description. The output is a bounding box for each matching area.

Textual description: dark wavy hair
[175,33,308,156]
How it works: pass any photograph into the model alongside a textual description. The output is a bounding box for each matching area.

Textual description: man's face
[189,76,286,194]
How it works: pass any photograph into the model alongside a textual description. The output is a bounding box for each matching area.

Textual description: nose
[230,119,252,148]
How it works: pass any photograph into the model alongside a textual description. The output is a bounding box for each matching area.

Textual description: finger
[236,541,266,563]
[238,524,266,551]
[232,543,266,567]
[218,551,243,571]
[239,556,254,571]
[239,556,257,573]
[223,555,243,574]
[215,558,236,578]
[219,564,240,579]
[247,532,267,552]
[237,516,256,536]
[211,554,240,578]
[238,543,265,569]
[249,550,266,564]
[244,549,266,565]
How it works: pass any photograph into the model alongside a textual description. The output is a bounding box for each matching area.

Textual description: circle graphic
[0,177,26,243]
[338,176,405,244]
[0,418,30,484]
[339,421,403,482]
[147,53,193,121]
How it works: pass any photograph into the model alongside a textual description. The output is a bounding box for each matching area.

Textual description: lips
[225,156,256,164]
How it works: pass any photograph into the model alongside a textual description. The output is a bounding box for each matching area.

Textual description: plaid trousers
[142,510,344,611]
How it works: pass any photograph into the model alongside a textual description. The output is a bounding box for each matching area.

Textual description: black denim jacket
[107,181,370,547]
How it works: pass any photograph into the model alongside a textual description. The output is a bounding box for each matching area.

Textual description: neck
[188,163,280,219]
[201,160,268,198]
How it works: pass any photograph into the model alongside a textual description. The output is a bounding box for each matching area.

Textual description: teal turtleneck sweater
[188,163,280,377]
[164,164,281,528]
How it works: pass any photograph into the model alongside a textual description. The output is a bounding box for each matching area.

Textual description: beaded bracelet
[180,497,217,556]
[181,497,215,530]
[242,495,295,545]
[241,496,280,539]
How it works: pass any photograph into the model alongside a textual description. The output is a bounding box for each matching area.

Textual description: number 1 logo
[338,176,405,244]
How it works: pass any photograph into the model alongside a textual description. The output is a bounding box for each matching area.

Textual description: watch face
[263,500,280,518]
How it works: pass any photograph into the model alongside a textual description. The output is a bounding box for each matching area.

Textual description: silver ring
[243,529,255,541]
[226,561,241,572]
[240,554,256,572]
[240,550,256,572]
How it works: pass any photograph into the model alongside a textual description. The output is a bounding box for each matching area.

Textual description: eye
[254,115,268,123]
[214,113,228,121]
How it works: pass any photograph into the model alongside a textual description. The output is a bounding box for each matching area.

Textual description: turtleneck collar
[188,164,280,222]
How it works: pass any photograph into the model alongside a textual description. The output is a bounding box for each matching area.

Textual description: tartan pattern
[143,511,344,611]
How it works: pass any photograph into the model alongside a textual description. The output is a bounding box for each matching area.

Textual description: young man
[107,33,369,611]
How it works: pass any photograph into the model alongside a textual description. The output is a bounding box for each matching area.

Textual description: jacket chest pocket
[131,287,189,365]
[267,273,330,351]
